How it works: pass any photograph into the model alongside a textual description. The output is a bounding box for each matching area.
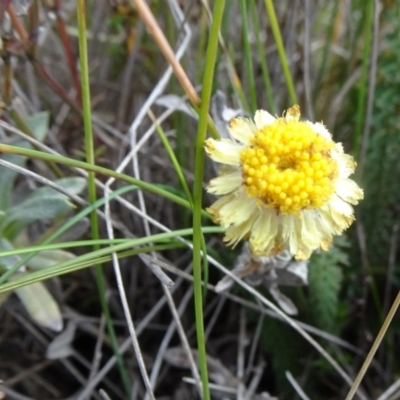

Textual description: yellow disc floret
[240,111,338,214]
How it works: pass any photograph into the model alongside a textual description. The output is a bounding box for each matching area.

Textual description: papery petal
[335,151,358,179]
[224,211,258,246]
[327,194,355,230]
[204,138,243,165]
[249,209,279,256]
[309,121,332,141]
[208,172,242,195]
[216,192,258,226]
[228,117,256,145]
[335,178,364,205]
[254,110,275,130]
[206,193,236,223]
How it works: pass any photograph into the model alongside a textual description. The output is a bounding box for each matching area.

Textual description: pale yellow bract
[205,105,364,260]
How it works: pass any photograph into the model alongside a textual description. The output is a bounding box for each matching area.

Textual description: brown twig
[131,0,200,106]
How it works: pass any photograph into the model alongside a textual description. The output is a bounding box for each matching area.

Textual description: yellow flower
[205,105,363,260]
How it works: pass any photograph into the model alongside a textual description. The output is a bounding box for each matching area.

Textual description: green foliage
[307,236,348,332]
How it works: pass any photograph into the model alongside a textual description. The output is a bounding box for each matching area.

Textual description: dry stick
[104,188,156,400]
[129,1,218,139]
[132,0,200,105]
[204,296,227,339]
[144,287,202,400]
[286,371,311,400]
[127,0,193,272]
[75,274,191,400]
[244,313,264,381]
[345,290,400,400]
[383,225,399,315]
[244,360,265,400]
[125,0,190,301]
[237,307,246,400]
[87,315,107,384]
[118,6,201,386]
[376,377,400,400]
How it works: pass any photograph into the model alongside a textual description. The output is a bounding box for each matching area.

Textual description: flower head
[205,105,363,260]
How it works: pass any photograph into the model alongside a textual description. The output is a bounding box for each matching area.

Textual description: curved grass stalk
[0,144,208,216]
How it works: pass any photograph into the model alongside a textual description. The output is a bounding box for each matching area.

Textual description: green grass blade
[192,1,226,398]
[0,144,210,217]
[0,227,223,294]
[264,0,298,105]
[250,0,275,113]
[150,110,193,206]
[240,0,257,112]
[76,2,130,394]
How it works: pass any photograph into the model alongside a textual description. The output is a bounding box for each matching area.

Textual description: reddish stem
[7,4,29,42]
[54,0,82,104]
[34,61,81,114]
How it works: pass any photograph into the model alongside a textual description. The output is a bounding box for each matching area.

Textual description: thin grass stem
[240,0,257,112]
[76,1,131,395]
[264,0,298,105]
[250,1,275,113]
[192,1,225,398]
